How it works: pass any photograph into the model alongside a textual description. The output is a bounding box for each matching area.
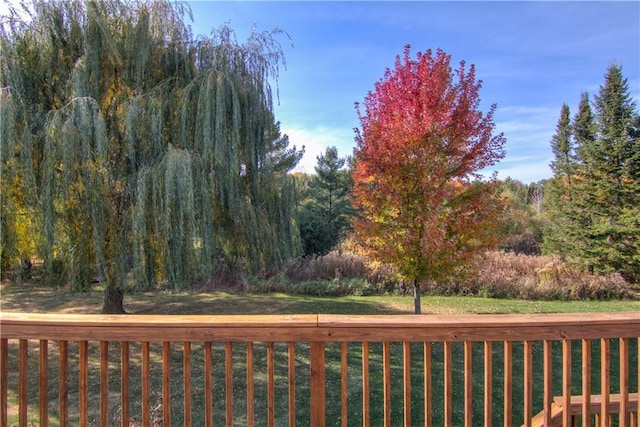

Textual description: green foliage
[498,178,543,255]
[544,65,640,283]
[297,146,353,256]
[0,0,302,311]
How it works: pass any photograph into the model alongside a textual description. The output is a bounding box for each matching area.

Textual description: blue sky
[187,1,639,183]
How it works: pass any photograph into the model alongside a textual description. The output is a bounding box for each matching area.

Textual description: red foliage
[352,46,506,283]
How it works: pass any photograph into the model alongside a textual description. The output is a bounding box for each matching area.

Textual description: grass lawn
[2,280,639,425]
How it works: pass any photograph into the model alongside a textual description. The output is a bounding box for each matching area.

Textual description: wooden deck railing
[1,312,639,426]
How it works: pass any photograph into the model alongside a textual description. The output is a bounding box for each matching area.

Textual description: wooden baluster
[464,341,473,427]
[101,342,110,426]
[120,341,129,427]
[601,338,610,426]
[225,342,233,427]
[582,339,591,427]
[504,341,513,427]
[183,342,191,427]
[404,341,411,427]
[383,341,391,427]
[246,342,254,427]
[543,340,553,427]
[310,341,326,427]
[205,342,213,427]
[362,341,370,427]
[0,338,7,427]
[141,342,150,427]
[444,341,453,427]
[18,339,27,427]
[79,341,89,427]
[563,339,572,427]
[39,340,49,427]
[485,341,493,427]
[289,342,296,427]
[341,342,348,427]
[59,340,68,427]
[620,338,629,427]
[524,340,533,427]
[267,342,275,427]
[424,341,432,427]
[163,342,171,427]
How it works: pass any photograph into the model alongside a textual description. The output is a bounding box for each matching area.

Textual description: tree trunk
[102,282,126,314]
[413,279,421,315]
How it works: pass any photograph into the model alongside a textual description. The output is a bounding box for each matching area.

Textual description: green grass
[2,280,639,425]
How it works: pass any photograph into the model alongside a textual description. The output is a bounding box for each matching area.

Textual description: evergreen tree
[298,146,352,255]
[1,1,302,312]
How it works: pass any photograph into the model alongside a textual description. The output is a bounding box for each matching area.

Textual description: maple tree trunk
[413,279,421,315]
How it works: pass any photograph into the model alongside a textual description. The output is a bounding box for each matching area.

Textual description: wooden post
[310,341,326,427]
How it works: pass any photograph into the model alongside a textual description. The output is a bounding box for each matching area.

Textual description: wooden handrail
[1,311,639,426]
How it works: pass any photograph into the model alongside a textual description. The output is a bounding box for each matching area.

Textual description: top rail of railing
[1,311,639,342]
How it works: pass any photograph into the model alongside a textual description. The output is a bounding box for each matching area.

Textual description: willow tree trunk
[413,279,421,315]
[102,284,126,314]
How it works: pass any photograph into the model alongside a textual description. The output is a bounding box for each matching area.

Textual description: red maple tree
[352,46,506,313]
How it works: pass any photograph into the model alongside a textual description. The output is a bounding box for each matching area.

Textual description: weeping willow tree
[1,0,302,313]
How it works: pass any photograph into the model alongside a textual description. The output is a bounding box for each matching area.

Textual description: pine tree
[1,0,302,312]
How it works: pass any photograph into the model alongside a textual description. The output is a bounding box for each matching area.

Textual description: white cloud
[282,125,355,175]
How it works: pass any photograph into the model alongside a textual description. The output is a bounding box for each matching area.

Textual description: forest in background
[1,1,638,313]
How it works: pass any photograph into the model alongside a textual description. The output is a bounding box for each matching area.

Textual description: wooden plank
[543,340,553,427]
[341,342,348,427]
[562,339,571,427]
[101,341,110,427]
[120,341,129,427]
[59,340,68,427]
[464,341,473,427]
[362,341,370,427]
[184,342,192,427]
[225,342,233,427]
[205,342,213,427]
[310,342,326,427]
[267,342,275,427]
[552,392,639,414]
[620,338,629,427]
[523,341,533,427]
[601,338,611,423]
[39,340,49,427]
[444,341,453,427]
[582,339,591,427]
[424,341,432,427]
[383,341,391,427]
[288,342,296,427]
[484,341,493,427]
[0,338,7,427]
[79,341,88,427]
[246,342,254,427]
[141,342,150,427]
[504,341,513,427]
[162,342,171,427]
[18,339,27,427]
[403,341,411,427]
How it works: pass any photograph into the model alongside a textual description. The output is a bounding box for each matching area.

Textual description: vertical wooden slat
[162,341,171,427]
[444,341,453,427]
[310,342,326,427]
[523,340,533,427]
[120,341,129,427]
[59,340,68,427]
[0,338,7,427]
[341,342,348,427]
[141,342,150,427]
[246,342,254,427]
[205,342,213,427]
[424,341,432,427]
[403,341,411,427]
[39,340,49,427]
[101,342,110,426]
[464,341,473,427]
[562,339,572,427]
[184,342,192,427]
[79,340,88,427]
[543,340,553,427]
[601,338,610,424]
[18,339,27,427]
[288,342,296,427]
[362,341,370,427]
[267,342,275,427]
[504,341,513,427]
[225,342,233,427]
[582,339,591,427]
[383,341,391,427]
[620,338,629,427]
[484,341,493,427]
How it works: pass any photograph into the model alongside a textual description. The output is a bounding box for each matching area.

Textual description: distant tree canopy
[298,146,353,256]
[0,0,303,312]
[544,65,640,283]
[352,46,505,313]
